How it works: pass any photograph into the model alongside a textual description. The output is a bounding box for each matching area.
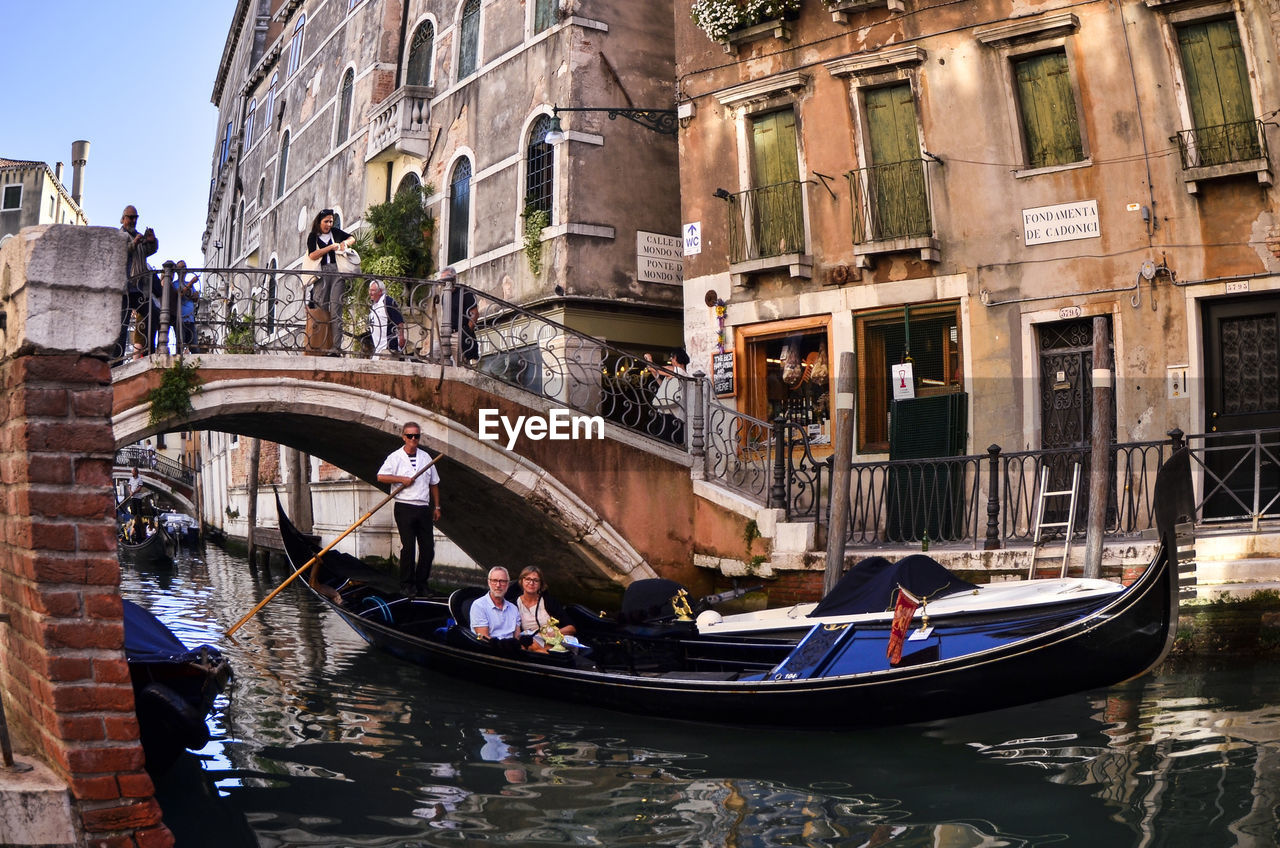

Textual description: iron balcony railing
[1173,118,1268,170]
[116,264,827,519]
[845,158,934,245]
[725,180,807,264]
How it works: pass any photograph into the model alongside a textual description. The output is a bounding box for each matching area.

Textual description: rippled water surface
[121,546,1280,847]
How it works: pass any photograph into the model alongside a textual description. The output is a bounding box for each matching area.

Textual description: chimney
[55,162,64,182]
[70,140,90,207]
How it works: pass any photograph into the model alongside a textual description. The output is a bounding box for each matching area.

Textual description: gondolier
[376,421,441,597]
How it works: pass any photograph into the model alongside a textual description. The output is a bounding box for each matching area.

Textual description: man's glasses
[489,578,509,584]
[404,433,420,440]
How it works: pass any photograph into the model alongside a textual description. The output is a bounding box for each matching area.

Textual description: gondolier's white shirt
[377,447,440,506]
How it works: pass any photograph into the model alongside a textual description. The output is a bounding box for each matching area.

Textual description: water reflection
[122,546,1280,847]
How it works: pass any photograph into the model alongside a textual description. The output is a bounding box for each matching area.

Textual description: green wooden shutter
[1014,51,1084,169]
[1178,19,1257,164]
[749,110,801,257]
[865,84,928,239]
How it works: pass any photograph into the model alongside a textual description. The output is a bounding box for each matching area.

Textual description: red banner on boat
[887,586,921,666]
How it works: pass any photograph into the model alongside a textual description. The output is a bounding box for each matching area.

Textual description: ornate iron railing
[1173,118,1268,170]
[845,158,934,244]
[725,180,806,263]
[115,264,827,516]
[114,446,196,486]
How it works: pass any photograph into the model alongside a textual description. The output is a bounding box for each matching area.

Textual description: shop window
[738,319,833,444]
[855,304,962,452]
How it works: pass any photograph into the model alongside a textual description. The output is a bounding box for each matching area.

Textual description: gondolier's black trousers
[394,502,435,594]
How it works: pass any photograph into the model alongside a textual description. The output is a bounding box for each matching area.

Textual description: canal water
[121,545,1280,847]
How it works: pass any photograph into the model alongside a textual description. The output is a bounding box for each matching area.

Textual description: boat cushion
[809,554,979,617]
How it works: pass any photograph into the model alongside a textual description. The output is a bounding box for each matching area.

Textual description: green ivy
[147,358,203,425]
[523,203,550,276]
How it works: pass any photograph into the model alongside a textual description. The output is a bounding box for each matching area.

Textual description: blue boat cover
[122,599,210,664]
[808,554,979,617]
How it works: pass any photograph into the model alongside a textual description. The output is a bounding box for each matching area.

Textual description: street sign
[683,222,702,256]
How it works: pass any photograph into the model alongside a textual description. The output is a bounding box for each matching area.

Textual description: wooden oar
[225,450,442,637]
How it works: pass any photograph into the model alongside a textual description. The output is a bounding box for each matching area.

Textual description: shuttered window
[864,83,929,239]
[1177,18,1258,165]
[748,109,802,258]
[1013,50,1084,169]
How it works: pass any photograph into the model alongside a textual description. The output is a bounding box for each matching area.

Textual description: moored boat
[123,599,232,774]
[276,449,1192,729]
[117,521,176,568]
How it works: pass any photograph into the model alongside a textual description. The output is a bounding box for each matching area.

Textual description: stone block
[0,225,126,357]
[0,755,79,846]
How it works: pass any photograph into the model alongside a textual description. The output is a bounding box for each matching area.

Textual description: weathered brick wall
[1,225,172,847]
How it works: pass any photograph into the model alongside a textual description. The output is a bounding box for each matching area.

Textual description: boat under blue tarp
[808,554,979,617]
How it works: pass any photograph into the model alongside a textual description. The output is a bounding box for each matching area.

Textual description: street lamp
[544,105,677,145]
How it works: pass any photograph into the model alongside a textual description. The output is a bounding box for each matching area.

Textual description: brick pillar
[0,226,173,847]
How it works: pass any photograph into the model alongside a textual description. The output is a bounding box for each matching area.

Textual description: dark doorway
[1201,295,1280,521]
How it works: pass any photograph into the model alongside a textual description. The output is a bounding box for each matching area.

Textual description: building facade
[0,142,89,240]
[674,0,1280,507]
[203,0,684,556]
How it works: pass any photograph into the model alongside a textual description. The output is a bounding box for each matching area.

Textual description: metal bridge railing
[114,445,195,486]
[115,264,828,516]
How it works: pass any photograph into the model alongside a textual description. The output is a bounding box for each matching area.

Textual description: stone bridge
[110,355,762,598]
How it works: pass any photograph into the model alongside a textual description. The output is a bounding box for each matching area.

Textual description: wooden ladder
[1029,462,1081,579]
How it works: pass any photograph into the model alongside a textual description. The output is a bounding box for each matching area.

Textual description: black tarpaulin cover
[122,598,211,664]
[809,554,979,617]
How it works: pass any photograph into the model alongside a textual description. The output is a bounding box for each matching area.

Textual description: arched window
[525,115,554,220]
[245,98,257,148]
[448,157,472,264]
[232,196,244,258]
[406,21,434,87]
[458,0,480,78]
[276,130,290,199]
[287,14,306,77]
[397,172,422,197]
[336,69,354,144]
[264,72,279,134]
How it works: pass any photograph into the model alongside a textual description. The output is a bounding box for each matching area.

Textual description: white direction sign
[683,221,702,256]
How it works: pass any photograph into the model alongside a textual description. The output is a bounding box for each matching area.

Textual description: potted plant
[690,0,801,43]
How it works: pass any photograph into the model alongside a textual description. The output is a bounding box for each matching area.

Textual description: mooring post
[984,444,1002,550]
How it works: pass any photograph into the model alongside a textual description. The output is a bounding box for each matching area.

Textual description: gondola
[123,599,232,774]
[117,522,176,567]
[278,449,1192,729]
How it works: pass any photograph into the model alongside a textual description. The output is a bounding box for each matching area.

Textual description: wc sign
[683,222,702,256]
[891,362,915,400]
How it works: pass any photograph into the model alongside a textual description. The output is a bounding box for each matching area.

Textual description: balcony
[365,85,435,163]
[1172,119,1271,195]
[725,180,813,285]
[845,158,940,268]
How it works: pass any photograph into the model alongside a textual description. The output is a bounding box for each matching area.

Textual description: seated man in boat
[470,567,520,642]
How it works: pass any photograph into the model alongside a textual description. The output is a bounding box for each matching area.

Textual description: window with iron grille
[459,0,480,78]
[448,157,472,264]
[525,115,554,219]
[407,21,434,86]
[336,69,354,145]
[288,15,306,78]
[277,131,290,199]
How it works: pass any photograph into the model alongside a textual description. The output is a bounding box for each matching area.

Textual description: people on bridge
[307,209,354,355]
[442,267,478,365]
[645,348,690,447]
[376,421,441,597]
[173,261,201,354]
[116,205,158,361]
[367,281,405,357]
[470,567,520,641]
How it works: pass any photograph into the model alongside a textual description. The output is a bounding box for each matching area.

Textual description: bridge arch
[112,360,663,595]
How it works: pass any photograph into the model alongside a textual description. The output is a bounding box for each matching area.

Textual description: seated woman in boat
[509,566,577,651]
[469,567,520,641]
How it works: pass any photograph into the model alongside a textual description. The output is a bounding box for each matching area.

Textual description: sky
[3,2,235,264]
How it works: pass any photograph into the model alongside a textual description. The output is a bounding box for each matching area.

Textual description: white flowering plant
[690,0,802,42]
